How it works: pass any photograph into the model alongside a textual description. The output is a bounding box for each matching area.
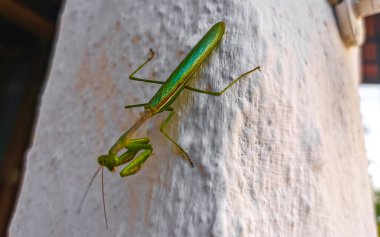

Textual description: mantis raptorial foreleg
[119,143,152,177]
[98,137,153,177]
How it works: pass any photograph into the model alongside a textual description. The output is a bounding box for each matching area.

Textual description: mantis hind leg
[160,107,194,167]
[129,48,165,85]
[125,49,165,109]
[184,66,260,95]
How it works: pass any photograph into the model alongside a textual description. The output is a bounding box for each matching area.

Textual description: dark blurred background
[0,0,62,235]
[0,2,379,236]
[361,14,380,237]
[363,15,380,84]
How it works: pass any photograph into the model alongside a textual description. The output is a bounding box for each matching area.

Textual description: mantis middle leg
[160,107,194,167]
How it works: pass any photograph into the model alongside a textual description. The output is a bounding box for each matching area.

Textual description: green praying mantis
[80,21,260,229]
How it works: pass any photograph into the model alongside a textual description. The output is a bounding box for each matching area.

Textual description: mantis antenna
[101,167,109,230]
[77,166,101,214]
[77,166,108,230]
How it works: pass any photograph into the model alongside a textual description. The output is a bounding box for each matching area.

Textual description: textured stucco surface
[9,0,377,236]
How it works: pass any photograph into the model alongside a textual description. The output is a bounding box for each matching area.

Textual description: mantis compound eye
[97,155,116,171]
[97,155,108,166]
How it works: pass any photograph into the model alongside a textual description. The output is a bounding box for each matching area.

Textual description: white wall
[9,0,377,236]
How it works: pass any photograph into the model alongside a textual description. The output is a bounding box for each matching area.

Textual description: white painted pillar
[9,0,377,236]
